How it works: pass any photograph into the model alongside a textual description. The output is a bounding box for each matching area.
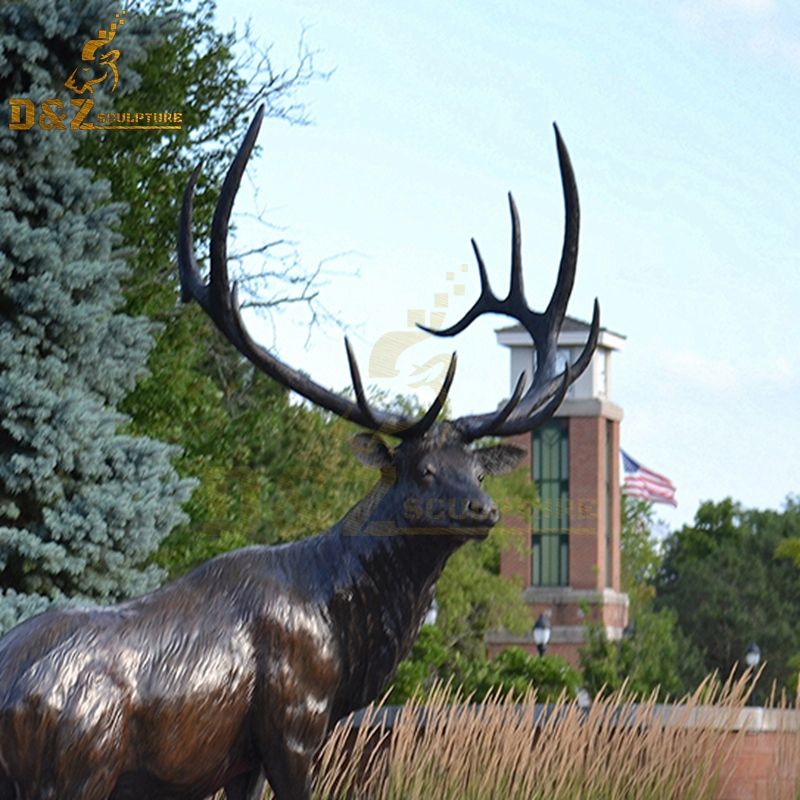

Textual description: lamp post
[532,611,551,657]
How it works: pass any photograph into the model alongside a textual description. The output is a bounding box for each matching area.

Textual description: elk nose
[468,499,499,524]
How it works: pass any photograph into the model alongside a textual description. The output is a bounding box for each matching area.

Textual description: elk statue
[0,106,598,800]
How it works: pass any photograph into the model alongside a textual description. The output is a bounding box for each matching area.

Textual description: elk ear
[351,433,393,468]
[476,444,526,476]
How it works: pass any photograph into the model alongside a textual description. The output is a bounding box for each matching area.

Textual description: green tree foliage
[389,625,580,704]
[461,646,580,702]
[72,0,329,573]
[773,495,800,566]
[580,496,704,698]
[655,497,800,699]
[579,622,621,694]
[0,1,193,632]
[389,626,450,702]
[579,608,703,699]
[620,497,659,613]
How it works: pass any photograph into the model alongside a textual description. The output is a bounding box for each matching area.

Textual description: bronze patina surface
[0,106,597,800]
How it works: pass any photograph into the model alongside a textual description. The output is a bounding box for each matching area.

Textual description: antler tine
[570,298,600,378]
[345,337,381,430]
[178,162,210,312]
[345,338,458,437]
[508,193,526,305]
[501,363,572,436]
[454,370,526,441]
[393,352,457,439]
[207,105,266,334]
[417,239,498,338]
[544,123,579,326]
[179,106,456,440]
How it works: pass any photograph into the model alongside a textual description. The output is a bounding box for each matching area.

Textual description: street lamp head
[532,611,552,656]
[423,597,439,627]
[745,642,761,669]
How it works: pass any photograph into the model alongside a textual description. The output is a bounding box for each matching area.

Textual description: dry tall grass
[314,674,750,800]
[216,671,800,800]
[768,687,800,800]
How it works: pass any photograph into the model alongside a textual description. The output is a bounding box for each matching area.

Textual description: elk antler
[420,125,600,441]
[179,105,456,439]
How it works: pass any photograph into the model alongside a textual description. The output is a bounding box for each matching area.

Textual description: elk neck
[320,481,469,716]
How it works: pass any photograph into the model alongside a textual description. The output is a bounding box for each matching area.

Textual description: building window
[532,420,569,586]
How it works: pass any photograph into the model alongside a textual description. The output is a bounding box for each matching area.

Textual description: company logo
[367,264,469,400]
[535,498,598,535]
[8,9,182,132]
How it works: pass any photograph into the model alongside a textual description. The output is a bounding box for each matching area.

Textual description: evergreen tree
[0,0,193,633]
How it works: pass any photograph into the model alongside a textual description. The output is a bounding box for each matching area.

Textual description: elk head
[345,426,525,538]
[178,106,599,539]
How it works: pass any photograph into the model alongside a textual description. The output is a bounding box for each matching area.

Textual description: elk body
[0,107,599,800]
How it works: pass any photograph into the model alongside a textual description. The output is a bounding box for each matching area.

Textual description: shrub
[389,627,580,704]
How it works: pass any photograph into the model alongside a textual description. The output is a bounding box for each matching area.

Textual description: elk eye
[477,472,486,483]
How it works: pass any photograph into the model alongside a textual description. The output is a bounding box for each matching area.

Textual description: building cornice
[486,624,626,646]
[496,328,626,352]
[520,586,629,607]
[552,398,624,422]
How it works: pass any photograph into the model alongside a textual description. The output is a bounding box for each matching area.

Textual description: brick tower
[486,317,628,666]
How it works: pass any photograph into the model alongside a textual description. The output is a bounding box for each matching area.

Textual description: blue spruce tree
[0,1,194,633]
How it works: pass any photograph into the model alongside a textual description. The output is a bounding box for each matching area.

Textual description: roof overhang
[496,327,626,351]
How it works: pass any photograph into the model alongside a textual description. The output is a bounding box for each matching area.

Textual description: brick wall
[718,730,800,800]
[568,416,604,590]
[493,415,627,667]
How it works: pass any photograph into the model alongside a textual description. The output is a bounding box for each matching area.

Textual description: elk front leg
[256,706,329,800]
[224,768,267,800]
[0,773,15,800]
[261,745,314,800]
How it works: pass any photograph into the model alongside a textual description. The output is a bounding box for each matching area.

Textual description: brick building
[486,317,629,666]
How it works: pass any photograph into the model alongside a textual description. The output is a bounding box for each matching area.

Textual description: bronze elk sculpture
[0,106,598,800]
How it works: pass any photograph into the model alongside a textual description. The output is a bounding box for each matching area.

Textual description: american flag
[621,450,677,507]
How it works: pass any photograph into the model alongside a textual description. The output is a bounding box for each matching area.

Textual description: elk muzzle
[465,496,500,526]
[400,493,499,531]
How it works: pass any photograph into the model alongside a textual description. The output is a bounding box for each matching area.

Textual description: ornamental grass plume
[312,671,750,800]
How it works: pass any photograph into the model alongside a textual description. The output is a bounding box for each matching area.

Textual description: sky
[208,0,800,531]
